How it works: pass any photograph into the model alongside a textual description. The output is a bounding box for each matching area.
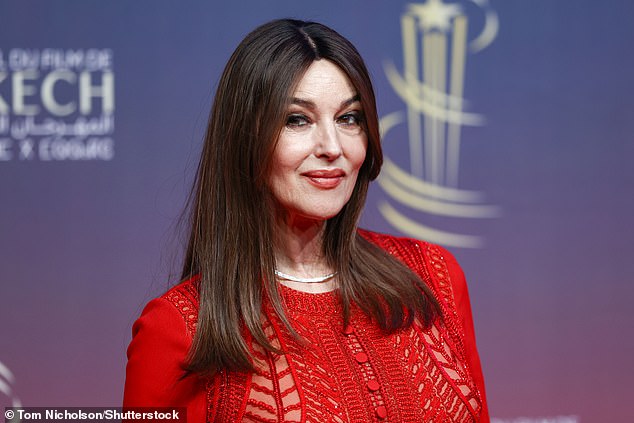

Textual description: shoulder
[358,228,427,265]
[358,229,468,310]
[126,276,201,367]
[358,227,443,257]
[358,229,461,276]
[127,276,201,360]
[158,276,201,338]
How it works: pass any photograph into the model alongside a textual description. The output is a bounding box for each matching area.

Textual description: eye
[286,113,310,128]
[336,111,363,127]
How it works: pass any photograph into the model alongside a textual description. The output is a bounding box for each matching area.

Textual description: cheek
[350,137,368,171]
[272,133,311,169]
[267,144,305,193]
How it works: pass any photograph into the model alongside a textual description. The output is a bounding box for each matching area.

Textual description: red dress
[124,231,489,422]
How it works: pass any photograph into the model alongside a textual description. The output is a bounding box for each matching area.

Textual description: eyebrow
[290,94,361,110]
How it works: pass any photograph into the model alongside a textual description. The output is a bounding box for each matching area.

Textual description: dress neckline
[277,283,342,316]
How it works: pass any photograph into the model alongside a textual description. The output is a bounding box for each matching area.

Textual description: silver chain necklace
[274,270,337,283]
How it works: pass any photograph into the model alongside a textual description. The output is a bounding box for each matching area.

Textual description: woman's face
[267,59,367,225]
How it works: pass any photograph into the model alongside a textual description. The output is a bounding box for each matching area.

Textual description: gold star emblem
[408,0,463,32]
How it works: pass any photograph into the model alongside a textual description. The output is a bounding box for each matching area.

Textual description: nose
[314,122,342,160]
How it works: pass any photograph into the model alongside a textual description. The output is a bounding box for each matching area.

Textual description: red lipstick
[302,169,345,189]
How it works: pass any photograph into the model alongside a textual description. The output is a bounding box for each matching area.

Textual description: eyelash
[285,112,363,128]
[286,114,310,128]
[337,112,362,127]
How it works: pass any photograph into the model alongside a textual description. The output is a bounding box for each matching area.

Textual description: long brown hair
[181,19,439,376]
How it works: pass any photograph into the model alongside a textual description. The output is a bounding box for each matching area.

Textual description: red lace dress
[124,231,489,422]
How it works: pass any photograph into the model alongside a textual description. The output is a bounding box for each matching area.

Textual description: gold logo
[378,0,500,248]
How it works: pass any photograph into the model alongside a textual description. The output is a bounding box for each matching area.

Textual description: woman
[124,19,488,422]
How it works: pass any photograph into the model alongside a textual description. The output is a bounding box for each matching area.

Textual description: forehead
[292,60,357,101]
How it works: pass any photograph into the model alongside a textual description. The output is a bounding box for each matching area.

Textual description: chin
[294,204,346,223]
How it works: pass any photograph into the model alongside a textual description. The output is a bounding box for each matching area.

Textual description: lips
[302,168,346,189]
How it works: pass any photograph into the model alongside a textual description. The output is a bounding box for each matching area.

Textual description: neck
[272,213,332,279]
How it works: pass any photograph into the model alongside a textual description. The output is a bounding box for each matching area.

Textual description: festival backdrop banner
[1,1,633,422]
